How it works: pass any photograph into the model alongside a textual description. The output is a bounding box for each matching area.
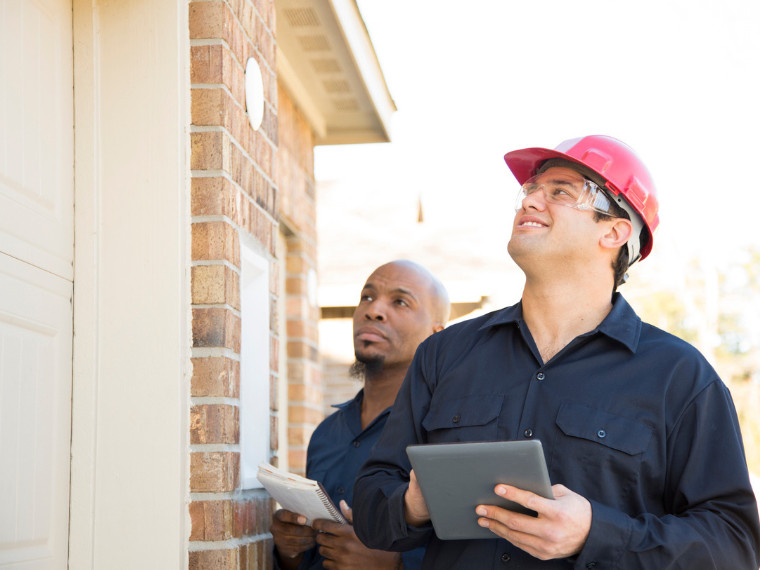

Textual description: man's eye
[550,187,576,201]
[394,299,409,307]
[360,295,373,302]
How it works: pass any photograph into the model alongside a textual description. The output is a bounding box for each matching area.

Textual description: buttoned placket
[514,323,593,443]
[518,367,546,440]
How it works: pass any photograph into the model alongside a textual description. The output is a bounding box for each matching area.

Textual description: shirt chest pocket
[552,402,653,495]
[422,394,503,443]
[555,402,652,455]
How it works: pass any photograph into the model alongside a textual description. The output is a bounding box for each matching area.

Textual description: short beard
[349,357,385,381]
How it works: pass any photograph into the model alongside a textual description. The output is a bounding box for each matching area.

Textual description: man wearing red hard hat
[353,136,760,568]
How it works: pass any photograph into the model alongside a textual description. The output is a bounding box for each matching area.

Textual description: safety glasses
[515,173,615,217]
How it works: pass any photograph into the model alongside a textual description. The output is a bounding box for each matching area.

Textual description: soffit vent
[323,79,350,93]
[283,7,320,27]
[310,58,341,73]
[298,34,330,52]
[275,0,394,143]
[332,98,359,111]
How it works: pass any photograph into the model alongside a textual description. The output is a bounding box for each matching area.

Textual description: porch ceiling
[276,0,396,145]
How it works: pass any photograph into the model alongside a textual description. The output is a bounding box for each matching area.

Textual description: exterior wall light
[245,57,265,131]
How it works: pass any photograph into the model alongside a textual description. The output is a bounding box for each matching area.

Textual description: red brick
[191,404,240,444]
[189,500,235,541]
[270,335,279,372]
[287,449,307,476]
[192,88,226,128]
[191,221,239,265]
[191,356,240,397]
[270,372,278,411]
[190,44,224,85]
[190,131,227,171]
[270,415,278,451]
[191,264,240,309]
[287,383,321,404]
[192,307,241,351]
[189,549,237,570]
[192,177,246,227]
[288,405,323,425]
[190,44,244,105]
[190,451,240,492]
[189,1,225,39]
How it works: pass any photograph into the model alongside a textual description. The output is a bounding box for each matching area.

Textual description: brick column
[188,0,278,567]
[277,87,321,477]
[284,236,322,474]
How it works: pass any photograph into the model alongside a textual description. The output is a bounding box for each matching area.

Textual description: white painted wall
[70,0,191,568]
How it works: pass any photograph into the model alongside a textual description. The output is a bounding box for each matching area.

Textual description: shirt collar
[596,293,642,352]
[331,388,394,434]
[478,293,641,353]
[478,302,523,330]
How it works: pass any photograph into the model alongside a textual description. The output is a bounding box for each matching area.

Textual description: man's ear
[600,218,632,252]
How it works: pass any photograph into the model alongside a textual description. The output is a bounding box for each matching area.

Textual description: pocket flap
[556,402,652,455]
[422,394,502,431]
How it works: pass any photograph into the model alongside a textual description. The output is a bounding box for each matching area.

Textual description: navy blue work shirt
[353,294,760,569]
[277,390,425,569]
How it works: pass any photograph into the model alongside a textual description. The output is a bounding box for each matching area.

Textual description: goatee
[350,357,385,380]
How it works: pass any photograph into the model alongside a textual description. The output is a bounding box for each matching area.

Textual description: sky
[315,0,760,277]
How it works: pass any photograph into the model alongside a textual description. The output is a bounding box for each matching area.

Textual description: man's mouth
[356,327,387,343]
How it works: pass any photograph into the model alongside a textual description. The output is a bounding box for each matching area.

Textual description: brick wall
[322,352,363,416]
[188,0,279,567]
[320,318,362,416]
[277,87,322,476]
[187,0,323,567]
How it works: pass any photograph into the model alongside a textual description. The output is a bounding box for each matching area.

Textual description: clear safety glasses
[515,173,615,217]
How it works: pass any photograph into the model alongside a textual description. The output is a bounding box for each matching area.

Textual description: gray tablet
[406,440,553,540]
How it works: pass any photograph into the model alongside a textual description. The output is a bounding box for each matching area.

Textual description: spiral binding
[317,483,346,523]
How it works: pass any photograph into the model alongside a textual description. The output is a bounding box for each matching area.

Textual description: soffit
[276,0,395,145]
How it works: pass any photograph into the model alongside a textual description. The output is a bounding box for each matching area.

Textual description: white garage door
[0,0,74,567]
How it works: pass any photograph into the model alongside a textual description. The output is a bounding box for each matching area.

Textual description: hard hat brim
[504,147,589,186]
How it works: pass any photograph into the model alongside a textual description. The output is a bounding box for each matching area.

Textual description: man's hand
[271,509,317,569]
[475,484,591,560]
[312,500,401,570]
[403,470,430,526]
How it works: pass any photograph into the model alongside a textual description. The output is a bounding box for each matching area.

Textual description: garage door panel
[0,253,72,568]
[0,0,73,280]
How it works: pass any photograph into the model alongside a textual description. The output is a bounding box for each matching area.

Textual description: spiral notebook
[256,462,346,526]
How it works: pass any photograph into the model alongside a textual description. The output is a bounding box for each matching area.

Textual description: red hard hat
[504,135,659,261]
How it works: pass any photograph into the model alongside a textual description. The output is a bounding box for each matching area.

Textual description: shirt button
[523,428,533,438]
[501,552,511,563]
[337,487,345,494]
[536,372,545,381]
[452,414,461,424]
[597,429,607,438]
[353,440,361,447]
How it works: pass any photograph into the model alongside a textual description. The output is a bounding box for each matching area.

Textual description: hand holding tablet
[406,440,553,540]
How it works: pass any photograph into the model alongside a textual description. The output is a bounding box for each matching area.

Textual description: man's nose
[520,187,547,211]
[365,300,387,321]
